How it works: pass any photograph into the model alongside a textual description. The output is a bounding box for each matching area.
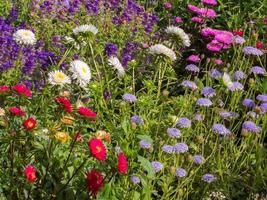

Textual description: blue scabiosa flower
[233,36,246,44]
[201,87,216,98]
[234,70,246,81]
[162,145,173,154]
[130,176,140,184]
[243,46,263,56]
[251,66,266,75]
[175,168,187,177]
[196,98,213,107]
[185,64,200,73]
[219,111,239,119]
[228,82,244,91]
[131,115,144,125]
[151,161,163,173]
[194,114,205,121]
[192,155,205,165]
[202,174,217,183]
[242,121,261,133]
[173,143,189,153]
[177,117,191,128]
[139,140,151,149]
[122,93,137,102]
[256,94,267,102]
[212,124,231,136]
[247,111,257,118]
[260,103,267,113]
[167,128,181,138]
[242,99,255,108]
[181,80,198,90]
[208,69,222,79]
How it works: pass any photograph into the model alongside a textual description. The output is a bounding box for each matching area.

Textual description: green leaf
[138,156,155,179]
[136,135,153,144]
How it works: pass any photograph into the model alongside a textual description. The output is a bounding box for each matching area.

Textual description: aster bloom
[181,80,198,90]
[202,174,217,183]
[117,152,128,174]
[48,70,71,86]
[173,143,189,153]
[13,29,36,46]
[251,66,266,75]
[86,169,104,196]
[164,2,172,9]
[188,4,200,13]
[256,94,267,102]
[108,56,125,78]
[0,86,9,93]
[175,168,187,177]
[105,43,118,57]
[247,111,257,118]
[175,17,183,23]
[12,84,32,97]
[197,8,217,18]
[185,64,200,73]
[162,145,173,154]
[165,26,191,47]
[228,82,244,92]
[219,111,239,119]
[233,36,246,44]
[55,131,70,143]
[243,46,264,56]
[187,54,200,63]
[260,103,267,113]
[24,165,37,183]
[122,94,137,102]
[242,99,255,108]
[201,0,217,5]
[176,117,191,128]
[193,155,205,164]
[167,128,181,138]
[242,121,261,133]
[212,124,230,136]
[78,107,97,118]
[149,44,176,61]
[209,69,222,78]
[23,117,37,130]
[139,140,152,149]
[70,60,91,88]
[191,17,205,24]
[9,107,25,116]
[88,138,107,161]
[234,71,246,81]
[214,32,233,44]
[131,115,144,125]
[151,161,163,173]
[73,24,98,35]
[201,87,216,98]
[196,98,213,107]
[207,40,224,52]
[194,114,205,121]
[55,96,73,113]
[130,176,140,184]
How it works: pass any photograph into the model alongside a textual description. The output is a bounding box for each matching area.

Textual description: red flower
[117,152,128,174]
[24,165,37,183]
[0,85,9,93]
[256,41,263,49]
[86,169,104,196]
[75,132,83,142]
[9,107,25,116]
[88,138,106,161]
[78,107,96,118]
[23,117,37,130]
[55,96,73,113]
[263,18,267,24]
[12,84,31,97]
[233,30,244,37]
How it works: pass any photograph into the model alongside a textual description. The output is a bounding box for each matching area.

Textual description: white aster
[108,56,125,78]
[48,70,71,86]
[13,29,37,46]
[165,26,191,47]
[149,44,177,61]
[70,60,91,88]
[73,24,98,35]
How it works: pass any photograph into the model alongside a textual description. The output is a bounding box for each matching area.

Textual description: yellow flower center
[54,72,66,83]
[95,146,102,153]
[81,66,88,74]
[22,32,30,37]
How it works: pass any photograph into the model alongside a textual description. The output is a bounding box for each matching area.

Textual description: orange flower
[61,115,75,125]
[95,130,111,143]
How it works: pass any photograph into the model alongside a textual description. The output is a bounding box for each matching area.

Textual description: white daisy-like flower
[73,24,98,35]
[108,56,125,78]
[13,29,37,46]
[48,70,71,86]
[222,73,233,87]
[70,60,91,88]
[0,107,5,117]
[149,44,177,61]
[165,26,191,47]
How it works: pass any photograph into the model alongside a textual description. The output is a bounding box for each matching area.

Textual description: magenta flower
[164,2,172,9]
[187,54,201,63]
[175,17,183,23]
[191,17,205,24]
[207,40,223,52]
[201,0,217,6]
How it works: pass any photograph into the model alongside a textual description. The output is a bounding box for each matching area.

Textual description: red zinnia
[12,84,31,97]
[78,107,97,118]
[55,96,73,113]
[86,169,104,196]
[117,152,128,174]
[256,41,263,49]
[233,30,244,37]
[0,85,9,93]
[88,138,106,161]
[23,117,37,130]
[9,107,25,116]
[24,165,37,183]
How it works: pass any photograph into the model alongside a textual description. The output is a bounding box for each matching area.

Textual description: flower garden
[0,0,266,199]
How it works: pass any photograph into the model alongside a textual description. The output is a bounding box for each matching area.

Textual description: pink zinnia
[207,40,223,52]
[24,165,37,183]
[214,31,233,44]
[214,59,223,65]
[0,85,9,93]
[188,4,200,13]
[187,54,201,63]
[201,28,221,37]
[9,107,25,116]
[197,8,216,18]
[164,2,172,9]
[12,84,31,97]
[175,17,183,23]
[191,17,205,24]
[201,0,217,6]
[78,107,97,118]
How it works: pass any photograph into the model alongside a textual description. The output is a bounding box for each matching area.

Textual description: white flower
[165,26,191,47]
[48,70,71,86]
[108,56,125,78]
[13,29,37,46]
[73,24,98,35]
[0,107,5,117]
[70,60,91,88]
[149,44,177,61]
[222,73,233,87]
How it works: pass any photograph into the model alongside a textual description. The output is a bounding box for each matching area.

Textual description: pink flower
[24,165,37,183]
[188,4,200,12]
[207,40,223,52]
[191,17,205,24]
[197,8,216,18]
[201,0,217,6]
[187,54,201,63]
[214,59,223,65]
[263,18,267,24]
[164,2,172,9]
[175,17,183,23]
[214,31,233,44]
[201,28,221,37]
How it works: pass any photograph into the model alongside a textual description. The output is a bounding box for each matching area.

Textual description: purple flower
[260,103,267,113]
[139,140,151,149]
[209,69,222,78]
[105,43,118,57]
[228,82,244,91]
[176,117,191,128]
[242,99,255,108]
[122,93,137,102]
[251,66,266,75]
[175,168,187,177]
[247,111,257,118]
[192,155,205,164]
[201,87,216,98]
[131,115,144,125]
[185,64,200,73]
[173,143,189,153]
[242,121,261,133]
[194,114,205,121]
[202,174,216,183]
[196,98,213,107]
[167,128,181,138]
[151,161,163,173]
[243,46,263,56]
[130,176,140,184]
[212,124,231,136]
[234,71,246,81]
[256,94,267,102]
[181,80,198,90]
[233,36,246,44]
[162,145,173,154]
[219,111,239,119]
